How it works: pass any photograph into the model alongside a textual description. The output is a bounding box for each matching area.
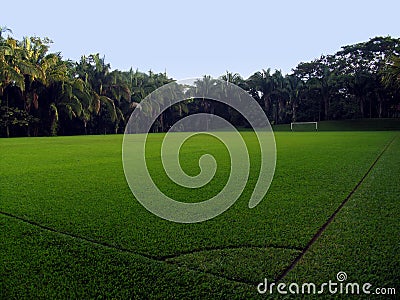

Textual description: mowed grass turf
[0,131,398,298]
[284,135,400,296]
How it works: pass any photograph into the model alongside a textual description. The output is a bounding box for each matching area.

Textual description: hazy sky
[3,0,399,79]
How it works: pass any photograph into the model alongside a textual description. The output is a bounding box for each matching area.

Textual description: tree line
[1,26,399,137]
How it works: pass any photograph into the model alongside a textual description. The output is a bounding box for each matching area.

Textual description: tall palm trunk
[291,97,298,122]
[323,94,329,120]
[263,95,270,117]
[5,93,10,137]
[359,96,365,118]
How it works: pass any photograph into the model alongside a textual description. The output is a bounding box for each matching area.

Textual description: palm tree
[247,69,274,118]
[344,71,372,118]
[296,60,338,120]
[194,75,218,112]
[218,72,247,125]
[286,74,304,122]
[220,71,245,87]
[0,37,25,96]
[0,26,12,39]
[270,70,288,124]
[0,36,44,135]
[75,54,124,134]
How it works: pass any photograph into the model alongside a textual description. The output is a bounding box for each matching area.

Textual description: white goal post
[290,121,318,131]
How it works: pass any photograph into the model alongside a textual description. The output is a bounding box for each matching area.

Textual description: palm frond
[99,95,117,122]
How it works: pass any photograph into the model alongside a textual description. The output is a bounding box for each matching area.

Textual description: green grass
[284,135,400,297]
[273,118,400,131]
[1,130,399,298]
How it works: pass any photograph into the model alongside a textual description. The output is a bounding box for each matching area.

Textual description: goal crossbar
[290,121,318,131]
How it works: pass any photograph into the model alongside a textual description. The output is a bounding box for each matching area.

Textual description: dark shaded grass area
[0,215,256,299]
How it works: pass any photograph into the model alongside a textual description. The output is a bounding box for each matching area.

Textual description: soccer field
[1,131,399,298]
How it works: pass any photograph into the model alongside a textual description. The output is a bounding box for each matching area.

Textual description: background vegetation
[1,26,399,137]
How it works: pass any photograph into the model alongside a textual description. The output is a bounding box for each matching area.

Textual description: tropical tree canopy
[0,30,399,137]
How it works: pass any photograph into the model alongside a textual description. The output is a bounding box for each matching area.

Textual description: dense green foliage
[1,131,398,297]
[1,27,399,137]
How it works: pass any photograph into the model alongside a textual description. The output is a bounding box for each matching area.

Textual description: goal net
[290,122,318,131]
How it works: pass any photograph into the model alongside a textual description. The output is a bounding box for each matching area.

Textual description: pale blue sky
[2,0,399,79]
